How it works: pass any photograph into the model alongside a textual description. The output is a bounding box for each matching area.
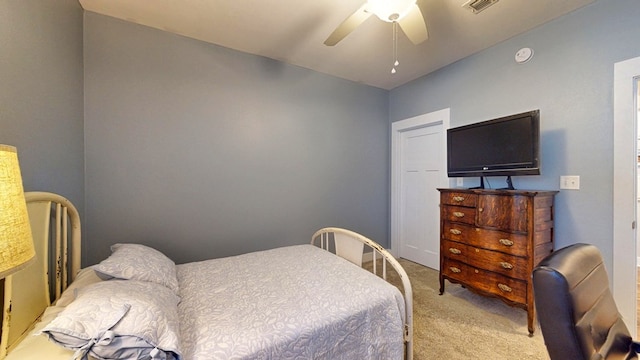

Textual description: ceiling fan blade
[398,4,428,45]
[324,4,372,46]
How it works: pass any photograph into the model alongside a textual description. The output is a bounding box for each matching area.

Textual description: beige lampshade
[0,145,35,278]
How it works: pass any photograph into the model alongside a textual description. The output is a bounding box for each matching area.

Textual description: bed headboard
[0,192,81,359]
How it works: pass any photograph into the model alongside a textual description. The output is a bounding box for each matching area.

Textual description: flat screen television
[447,110,540,189]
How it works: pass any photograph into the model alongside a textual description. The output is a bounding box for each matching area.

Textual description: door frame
[613,56,640,337]
[391,108,451,257]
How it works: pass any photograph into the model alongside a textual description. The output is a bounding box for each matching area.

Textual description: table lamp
[0,145,35,278]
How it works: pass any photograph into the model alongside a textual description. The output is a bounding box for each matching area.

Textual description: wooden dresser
[438,188,557,335]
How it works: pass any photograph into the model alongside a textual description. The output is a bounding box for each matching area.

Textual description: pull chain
[391,21,399,74]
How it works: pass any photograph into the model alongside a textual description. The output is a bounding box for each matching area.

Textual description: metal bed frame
[312,227,414,360]
[0,192,80,359]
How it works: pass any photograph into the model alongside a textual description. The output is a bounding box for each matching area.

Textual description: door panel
[399,124,443,268]
[391,108,450,270]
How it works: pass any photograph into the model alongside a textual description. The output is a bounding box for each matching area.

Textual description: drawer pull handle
[449,248,461,255]
[498,283,512,292]
[500,262,514,270]
[499,239,514,246]
[449,229,462,235]
[449,267,461,273]
[453,212,465,218]
[452,196,465,202]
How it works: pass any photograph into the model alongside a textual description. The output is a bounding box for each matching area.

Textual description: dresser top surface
[438,188,559,196]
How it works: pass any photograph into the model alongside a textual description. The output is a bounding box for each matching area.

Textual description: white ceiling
[78,0,595,90]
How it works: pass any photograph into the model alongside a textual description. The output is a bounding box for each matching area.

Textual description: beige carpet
[391,259,550,360]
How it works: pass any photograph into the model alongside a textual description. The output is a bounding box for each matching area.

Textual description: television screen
[447,110,540,179]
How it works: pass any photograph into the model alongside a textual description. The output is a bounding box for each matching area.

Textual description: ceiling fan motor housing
[367,0,417,22]
[323,0,427,47]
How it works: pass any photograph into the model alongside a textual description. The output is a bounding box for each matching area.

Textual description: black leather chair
[532,243,639,360]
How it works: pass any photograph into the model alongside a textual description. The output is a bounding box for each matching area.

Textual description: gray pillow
[40,280,182,360]
[93,243,180,295]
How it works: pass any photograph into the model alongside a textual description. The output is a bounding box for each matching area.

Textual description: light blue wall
[390,0,640,268]
[83,13,389,265]
[0,1,84,216]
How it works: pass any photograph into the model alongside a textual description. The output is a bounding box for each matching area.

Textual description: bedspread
[176,244,405,360]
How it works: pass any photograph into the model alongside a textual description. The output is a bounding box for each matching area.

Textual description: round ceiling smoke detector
[515,47,534,64]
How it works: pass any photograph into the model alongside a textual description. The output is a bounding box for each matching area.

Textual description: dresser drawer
[442,205,476,225]
[441,192,478,207]
[441,258,467,282]
[466,266,527,304]
[465,246,529,280]
[441,239,468,262]
[442,222,528,257]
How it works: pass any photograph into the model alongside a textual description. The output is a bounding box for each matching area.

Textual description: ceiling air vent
[462,0,499,14]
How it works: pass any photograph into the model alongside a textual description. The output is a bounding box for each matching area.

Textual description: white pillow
[55,267,104,307]
[40,280,182,360]
[93,243,179,295]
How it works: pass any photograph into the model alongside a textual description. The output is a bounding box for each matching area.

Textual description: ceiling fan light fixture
[367,0,416,22]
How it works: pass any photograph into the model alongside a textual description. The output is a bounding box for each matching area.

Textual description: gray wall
[390,0,640,269]
[0,2,84,220]
[83,13,389,265]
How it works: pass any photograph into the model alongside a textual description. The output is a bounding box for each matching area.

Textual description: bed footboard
[311,227,413,360]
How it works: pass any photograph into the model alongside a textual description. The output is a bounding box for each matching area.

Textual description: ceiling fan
[324,0,428,46]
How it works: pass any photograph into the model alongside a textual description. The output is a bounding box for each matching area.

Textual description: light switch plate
[456,178,464,187]
[560,175,580,190]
